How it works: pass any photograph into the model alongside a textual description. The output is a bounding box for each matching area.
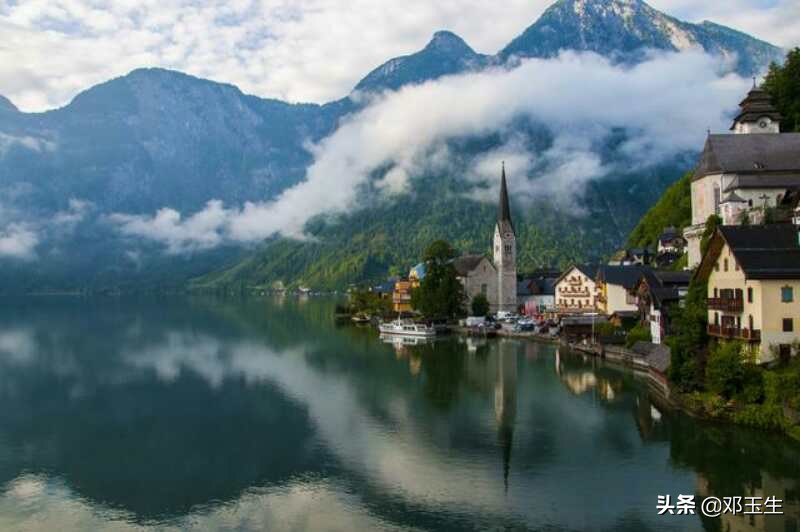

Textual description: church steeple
[498,162,514,235]
[730,84,782,134]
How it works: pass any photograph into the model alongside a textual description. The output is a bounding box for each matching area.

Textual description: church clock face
[505,232,512,239]
[759,120,768,129]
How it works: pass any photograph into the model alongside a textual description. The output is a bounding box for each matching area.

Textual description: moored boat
[378,319,436,337]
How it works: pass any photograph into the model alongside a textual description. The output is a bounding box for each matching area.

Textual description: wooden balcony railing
[707,324,761,342]
[708,297,744,312]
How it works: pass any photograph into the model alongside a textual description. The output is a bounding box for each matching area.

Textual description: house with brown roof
[685,85,800,267]
[695,224,800,364]
[634,269,691,345]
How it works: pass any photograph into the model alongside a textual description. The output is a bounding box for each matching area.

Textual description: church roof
[721,190,747,203]
[693,134,800,181]
[730,86,783,130]
[452,254,491,276]
[497,163,515,235]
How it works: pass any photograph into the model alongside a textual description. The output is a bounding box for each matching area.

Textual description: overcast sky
[0,0,798,112]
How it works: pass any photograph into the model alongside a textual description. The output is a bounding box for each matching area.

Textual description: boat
[378,319,437,337]
[351,313,371,324]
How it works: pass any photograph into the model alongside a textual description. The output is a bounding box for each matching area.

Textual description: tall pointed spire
[498,162,514,234]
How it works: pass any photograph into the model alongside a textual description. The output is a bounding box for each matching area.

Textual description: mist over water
[0,296,797,531]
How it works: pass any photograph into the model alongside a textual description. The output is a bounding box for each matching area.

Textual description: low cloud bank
[108,51,748,253]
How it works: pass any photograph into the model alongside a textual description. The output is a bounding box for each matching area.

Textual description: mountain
[355,31,490,93]
[0,0,785,292]
[499,0,781,75]
[0,95,17,113]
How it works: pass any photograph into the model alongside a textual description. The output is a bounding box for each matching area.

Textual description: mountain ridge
[0,0,785,292]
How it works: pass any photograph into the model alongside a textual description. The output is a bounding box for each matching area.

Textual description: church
[454,164,518,312]
[685,84,800,267]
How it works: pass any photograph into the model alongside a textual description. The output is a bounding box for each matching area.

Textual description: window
[724,258,729,272]
[714,287,719,298]
[748,315,754,330]
[714,261,719,272]
[713,185,721,216]
[747,287,753,303]
[714,313,719,326]
[783,318,794,332]
[735,260,739,271]
[481,283,487,296]
[782,286,794,303]
[504,244,511,254]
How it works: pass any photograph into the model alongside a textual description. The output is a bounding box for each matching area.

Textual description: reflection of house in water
[380,334,429,376]
[696,471,799,532]
[555,350,621,402]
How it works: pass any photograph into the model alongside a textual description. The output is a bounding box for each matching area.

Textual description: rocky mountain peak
[423,31,476,57]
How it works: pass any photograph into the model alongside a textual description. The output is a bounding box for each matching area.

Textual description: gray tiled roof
[718,225,800,279]
[452,254,490,276]
[694,134,800,180]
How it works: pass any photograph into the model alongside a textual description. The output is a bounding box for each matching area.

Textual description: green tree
[470,293,490,317]
[706,341,745,399]
[764,48,800,133]
[700,214,722,258]
[411,240,466,319]
[626,171,693,249]
[667,278,709,391]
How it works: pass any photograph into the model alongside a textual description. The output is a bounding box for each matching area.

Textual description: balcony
[708,297,744,312]
[707,324,761,342]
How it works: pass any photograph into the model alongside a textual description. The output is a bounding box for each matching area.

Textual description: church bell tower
[493,163,517,311]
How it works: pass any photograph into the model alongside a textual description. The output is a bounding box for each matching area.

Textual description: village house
[696,223,800,364]
[595,265,643,316]
[685,85,800,267]
[608,247,653,266]
[518,269,558,316]
[391,263,426,313]
[555,264,599,315]
[634,269,691,345]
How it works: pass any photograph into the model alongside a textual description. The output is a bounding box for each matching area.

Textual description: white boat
[378,319,436,337]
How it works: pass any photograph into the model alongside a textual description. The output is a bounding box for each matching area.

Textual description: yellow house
[392,263,426,313]
[696,225,800,364]
[595,265,643,316]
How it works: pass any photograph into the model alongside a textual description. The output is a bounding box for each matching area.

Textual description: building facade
[595,265,642,316]
[697,225,800,364]
[555,265,598,315]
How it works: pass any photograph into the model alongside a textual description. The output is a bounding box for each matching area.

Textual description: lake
[0,296,798,531]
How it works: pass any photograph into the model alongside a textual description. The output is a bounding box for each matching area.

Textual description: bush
[706,342,745,399]
[731,404,786,431]
[738,364,765,404]
[470,293,490,317]
[625,323,651,348]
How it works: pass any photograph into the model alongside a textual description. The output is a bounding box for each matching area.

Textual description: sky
[0,0,798,112]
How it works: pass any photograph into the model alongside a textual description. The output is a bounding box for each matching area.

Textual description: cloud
[109,49,749,252]
[0,0,795,113]
[0,198,91,260]
[0,223,39,260]
[0,132,57,154]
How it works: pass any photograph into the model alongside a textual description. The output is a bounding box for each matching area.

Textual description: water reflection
[0,296,797,531]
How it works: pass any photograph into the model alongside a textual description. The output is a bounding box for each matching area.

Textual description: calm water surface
[0,296,798,531]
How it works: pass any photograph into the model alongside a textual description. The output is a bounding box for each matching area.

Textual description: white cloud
[109,49,749,252]
[0,0,795,113]
[0,198,91,260]
[0,132,57,154]
[0,223,39,260]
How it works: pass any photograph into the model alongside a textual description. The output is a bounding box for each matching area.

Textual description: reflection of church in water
[464,339,517,491]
